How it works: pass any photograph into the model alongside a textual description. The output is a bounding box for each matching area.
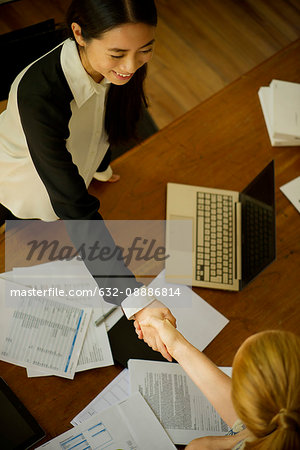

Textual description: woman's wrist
[171,333,193,362]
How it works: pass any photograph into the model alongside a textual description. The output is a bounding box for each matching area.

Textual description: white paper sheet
[258,86,300,146]
[12,261,124,329]
[12,260,104,308]
[280,176,300,213]
[71,369,129,425]
[6,260,116,375]
[26,308,114,377]
[12,260,124,328]
[129,359,232,445]
[0,279,91,379]
[270,79,300,139]
[146,270,229,351]
[0,271,15,282]
[76,308,114,371]
[37,392,176,450]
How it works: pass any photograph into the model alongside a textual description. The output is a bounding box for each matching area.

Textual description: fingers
[136,330,143,339]
[157,342,173,362]
[145,316,175,333]
[134,322,173,362]
[134,320,143,339]
[132,304,177,361]
[144,335,172,362]
[134,316,176,348]
[134,319,141,331]
[108,173,120,183]
[164,310,177,328]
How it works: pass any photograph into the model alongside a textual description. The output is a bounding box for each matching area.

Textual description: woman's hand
[134,302,188,360]
[185,437,211,450]
[133,301,177,361]
[146,315,184,356]
[185,435,242,450]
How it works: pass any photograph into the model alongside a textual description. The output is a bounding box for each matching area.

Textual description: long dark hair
[66,0,157,145]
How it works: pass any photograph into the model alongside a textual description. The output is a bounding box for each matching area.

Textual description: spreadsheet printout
[0,279,91,379]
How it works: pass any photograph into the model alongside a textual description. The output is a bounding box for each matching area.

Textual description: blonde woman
[136,319,300,449]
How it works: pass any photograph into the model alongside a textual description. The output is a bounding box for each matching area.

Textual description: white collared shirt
[0,39,111,221]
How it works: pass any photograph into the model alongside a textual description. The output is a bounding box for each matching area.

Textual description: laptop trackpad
[166,215,193,283]
[168,215,194,251]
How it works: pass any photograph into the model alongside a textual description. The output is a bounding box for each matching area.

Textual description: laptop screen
[240,160,276,289]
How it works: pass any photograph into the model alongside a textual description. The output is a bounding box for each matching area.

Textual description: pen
[94,306,118,327]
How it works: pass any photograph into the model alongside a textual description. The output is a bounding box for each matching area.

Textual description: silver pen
[94,306,118,327]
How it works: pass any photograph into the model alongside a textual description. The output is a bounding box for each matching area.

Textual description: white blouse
[0,39,111,221]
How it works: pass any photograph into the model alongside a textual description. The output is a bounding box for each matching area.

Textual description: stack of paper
[0,260,231,447]
[70,361,233,446]
[258,79,300,146]
[0,259,119,379]
[129,360,232,445]
[37,392,176,450]
[0,262,229,381]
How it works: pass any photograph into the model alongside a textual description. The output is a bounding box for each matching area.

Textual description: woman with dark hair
[0,0,176,359]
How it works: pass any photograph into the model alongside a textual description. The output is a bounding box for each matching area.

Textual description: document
[5,260,116,375]
[11,259,124,328]
[258,87,297,146]
[280,176,300,213]
[258,80,300,146]
[26,308,114,377]
[76,308,114,371]
[37,392,176,450]
[129,359,231,445]
[71,369,129,425]
[12,259,104,308]
[0,279,91,379]
[270,79,300,139]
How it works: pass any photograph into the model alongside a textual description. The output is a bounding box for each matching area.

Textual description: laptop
[165,161,276,291]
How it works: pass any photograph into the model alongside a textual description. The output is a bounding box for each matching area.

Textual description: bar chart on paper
[37,393,175,450]
[59,422,114,449]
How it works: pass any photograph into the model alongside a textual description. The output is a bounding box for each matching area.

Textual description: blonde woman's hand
[134,306,185,359]
[185,437,211,449]
[133,301,176,361]
[185,432,250,450]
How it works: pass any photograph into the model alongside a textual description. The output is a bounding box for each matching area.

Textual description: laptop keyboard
[196,192,234,284]
[243,199,274,276]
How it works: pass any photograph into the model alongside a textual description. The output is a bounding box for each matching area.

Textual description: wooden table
[1,39,300,448]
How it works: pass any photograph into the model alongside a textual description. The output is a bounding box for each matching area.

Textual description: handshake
[133,300,186,362]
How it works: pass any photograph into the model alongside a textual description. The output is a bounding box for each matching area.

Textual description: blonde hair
[232,330,300,449]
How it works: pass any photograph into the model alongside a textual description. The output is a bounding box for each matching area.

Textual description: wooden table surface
[0,39,300,448]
